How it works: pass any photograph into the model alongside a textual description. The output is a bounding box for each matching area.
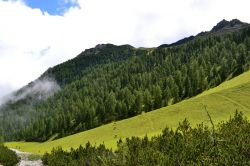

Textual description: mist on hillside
[0,78,60,107]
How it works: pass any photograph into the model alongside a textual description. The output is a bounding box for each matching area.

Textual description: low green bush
[42,111,250,165]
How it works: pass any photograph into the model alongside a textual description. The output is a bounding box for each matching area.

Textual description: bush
[0,145,20,166]
[42,111,250,166]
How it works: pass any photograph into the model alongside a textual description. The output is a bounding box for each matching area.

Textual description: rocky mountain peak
[211,19,247,32]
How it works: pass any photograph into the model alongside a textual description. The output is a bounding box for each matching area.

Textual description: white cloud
[0,0,250,100]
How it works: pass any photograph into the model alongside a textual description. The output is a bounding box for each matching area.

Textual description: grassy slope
[6,70,250,154]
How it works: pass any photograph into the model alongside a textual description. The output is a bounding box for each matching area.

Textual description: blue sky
[23,0,79,15]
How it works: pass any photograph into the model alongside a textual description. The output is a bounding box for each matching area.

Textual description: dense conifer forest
[0,21,250,142]
[42,111,250,166]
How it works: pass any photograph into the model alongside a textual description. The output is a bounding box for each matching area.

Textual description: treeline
[1,27,250,142]
[42,111,250,166]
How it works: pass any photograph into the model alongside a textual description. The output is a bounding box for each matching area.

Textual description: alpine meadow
[1,18,250,165]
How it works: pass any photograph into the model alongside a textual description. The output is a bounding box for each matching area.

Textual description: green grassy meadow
[6,70,250,154]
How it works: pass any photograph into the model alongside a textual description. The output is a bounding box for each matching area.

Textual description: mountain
[6,69,250,154]
[158,19,249,48]
[41,44,136,86]
[0,19,250,142]
[211,19,249,33]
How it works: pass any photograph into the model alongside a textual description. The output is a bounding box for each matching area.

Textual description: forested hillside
[42,44,136,86]
[1,19,250,142]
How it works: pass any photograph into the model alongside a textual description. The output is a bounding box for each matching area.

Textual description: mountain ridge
[6,69,250,154]
[158,18,250,48]
[211,19,248,32]
[1,19,250,142]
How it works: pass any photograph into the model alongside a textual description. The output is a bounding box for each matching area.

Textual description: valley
[6,69,250,154]
[0,18,250,165]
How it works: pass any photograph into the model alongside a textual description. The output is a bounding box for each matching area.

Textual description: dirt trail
[10,149,42,166]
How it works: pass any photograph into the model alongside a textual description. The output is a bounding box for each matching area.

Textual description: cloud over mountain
[0,0,249,100]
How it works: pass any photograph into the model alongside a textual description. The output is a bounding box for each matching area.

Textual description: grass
[5,70,250,155]
[28,154,42,161]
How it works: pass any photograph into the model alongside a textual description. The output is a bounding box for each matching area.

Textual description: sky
[23,0,79,15]
[0,0,250,100]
